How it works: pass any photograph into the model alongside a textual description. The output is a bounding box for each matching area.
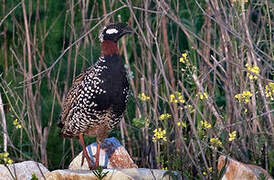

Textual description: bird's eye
[106,28,118,34]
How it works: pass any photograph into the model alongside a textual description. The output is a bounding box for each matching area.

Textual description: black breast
[93,54,129,115]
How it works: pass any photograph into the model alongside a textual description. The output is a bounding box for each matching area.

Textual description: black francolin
[58,23,132,170]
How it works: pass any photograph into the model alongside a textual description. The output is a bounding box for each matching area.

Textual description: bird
[58,23,132,170]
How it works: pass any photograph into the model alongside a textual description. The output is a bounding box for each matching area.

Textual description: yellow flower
[242,91,253,103]
[16,124,22,129]
[0,152,13,164]
[138,93,150,101]
[235,94,241,101]
[245,64,260,80]
[235,91,253,103]
[170,91,185,103]
[0,152,9,158]
[184,104,194,113]
[4,157,13,164]
[229,131,237,141]
[269,82,274,89]
[177,121,187,128]
[242,91,252,96]
[201,120,212,129]
[210,137,222,147]
[170,94,176,103]
[13,119,22,129]
[208,167,213,172]
[178,97,185,103]
[197,92,208,100]
[7,158,13,164]
[153,128,167,142]
[162,167,167,170]
[203,171,207,176]
[13,119,18,126]
[179,52,189,64]
[265,82,274,100]
[159,113,171,121]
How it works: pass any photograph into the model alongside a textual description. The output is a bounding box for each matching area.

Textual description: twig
[20,4,127,85]
[0,1,22,27]
[0,91,8,152]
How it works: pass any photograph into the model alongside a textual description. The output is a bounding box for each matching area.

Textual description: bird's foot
[92,156,99,170]
[81,149,95,169]
[81,150,99,170]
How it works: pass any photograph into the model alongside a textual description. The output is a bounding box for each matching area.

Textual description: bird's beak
[121,26,133,36]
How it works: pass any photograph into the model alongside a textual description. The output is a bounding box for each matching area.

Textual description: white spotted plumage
[59,23,131,149]
[59,55,129,137]
[58,23,132,171]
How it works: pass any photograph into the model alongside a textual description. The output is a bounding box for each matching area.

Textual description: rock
[0,160,49,180]
[45,168,182,180]
[218,155,273,180]
[69,137,138,170]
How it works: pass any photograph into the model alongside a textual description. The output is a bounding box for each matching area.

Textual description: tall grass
[0,0,273,178]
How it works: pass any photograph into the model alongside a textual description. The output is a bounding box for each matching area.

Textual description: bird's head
[99,23,132,43]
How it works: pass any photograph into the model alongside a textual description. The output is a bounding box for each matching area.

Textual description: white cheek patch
[106,28,118,34]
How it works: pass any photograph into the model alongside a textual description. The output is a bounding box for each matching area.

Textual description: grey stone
[45,168,182,180]
[0,160,49,180]
[218,155,273,180]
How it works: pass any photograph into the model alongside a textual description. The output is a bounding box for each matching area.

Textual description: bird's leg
[79,133,93,169]
[93,140,101,169]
